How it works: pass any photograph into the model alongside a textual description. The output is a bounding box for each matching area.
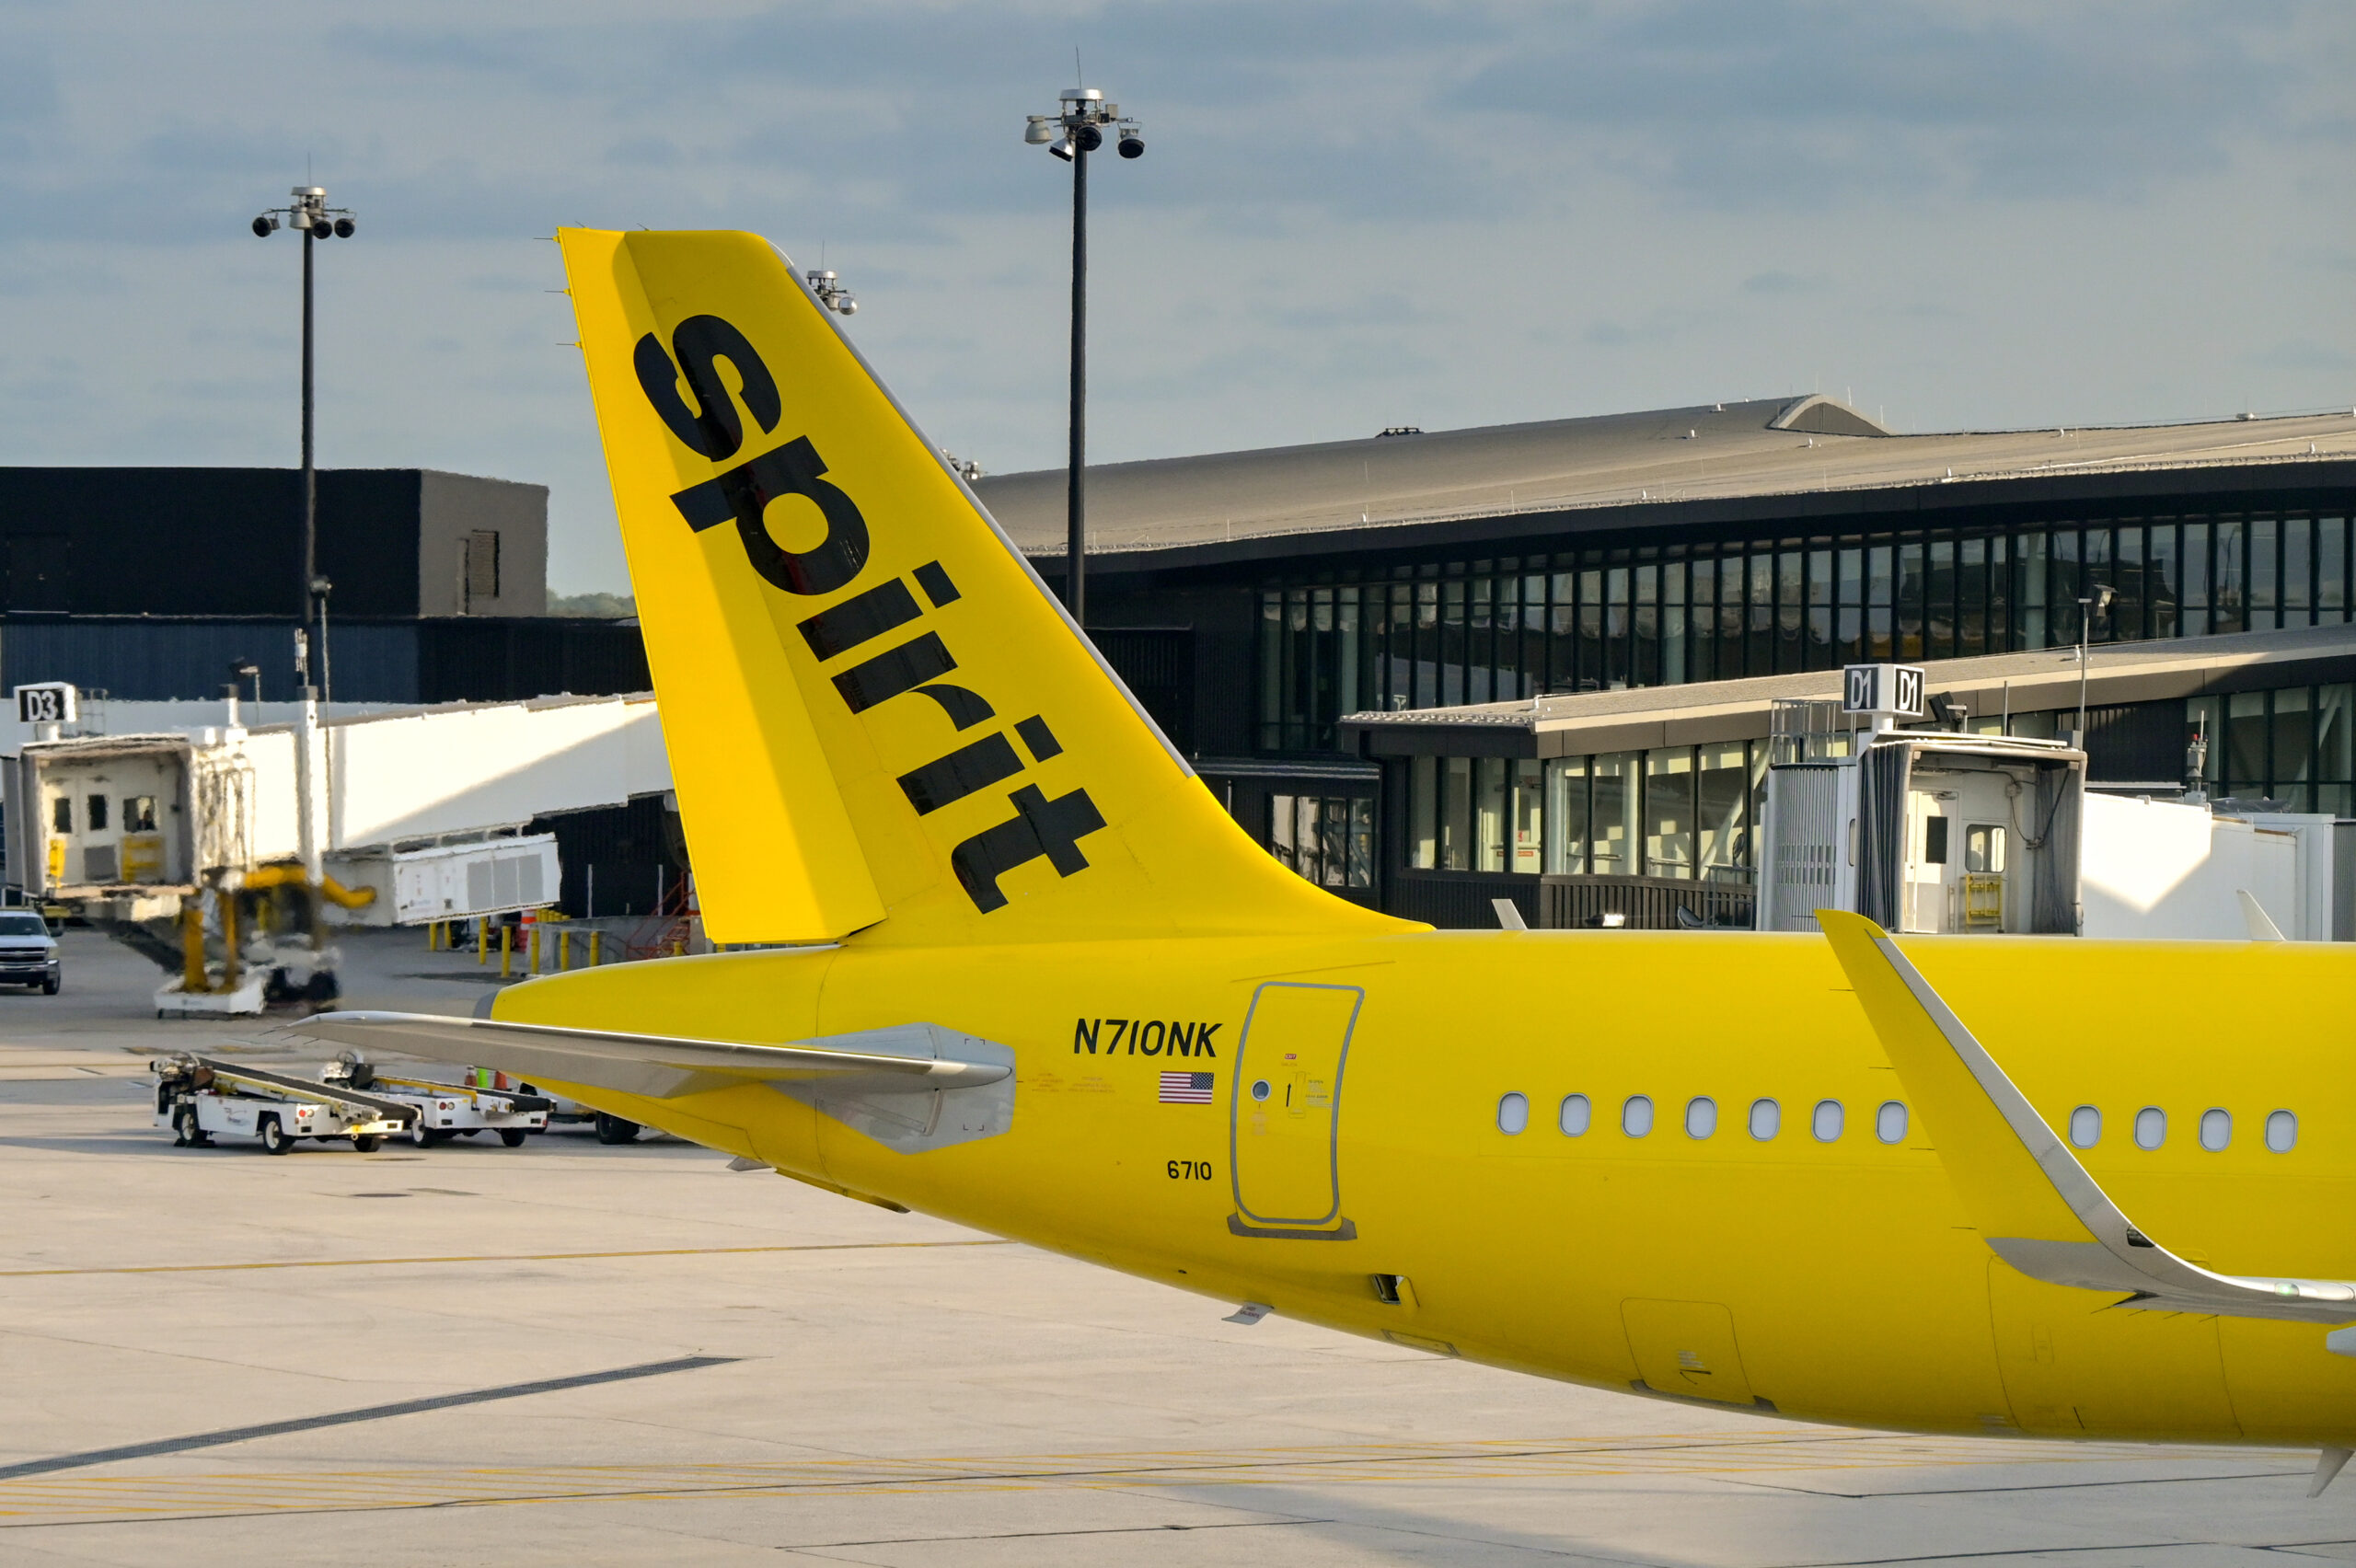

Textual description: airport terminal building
[974,397,2356,923]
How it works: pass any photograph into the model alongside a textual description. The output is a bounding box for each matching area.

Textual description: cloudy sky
[1,1,2348,593]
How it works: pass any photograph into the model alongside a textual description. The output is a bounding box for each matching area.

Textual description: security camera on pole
[251,185,355,889]
[249,186,356,706]
[1025,86,1144,626]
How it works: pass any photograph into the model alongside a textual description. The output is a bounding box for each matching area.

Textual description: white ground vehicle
[0,908,61,995]
[322,1057,550,1147]
[152,1055,413,1153]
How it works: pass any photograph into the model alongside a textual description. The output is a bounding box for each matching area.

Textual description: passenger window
[86,794,109,832]
[1623,1095,1654,1137]
[50,796,69,833]
[1496,1092,1529,1135]
[1923,816,1948,865]
[2069,1105,2100,1148]
[1748,1098,1780,1140]
[1875,1101,1908,1144]
[2266,1110,2298,1153]
[1685,1097,1717,1139]
[2134,1106,2166,1149]
[125,796,157,833]
[1811,1100,1844,1142]
[1559,1094,1590,1136]
[2199,1108,2231,1152]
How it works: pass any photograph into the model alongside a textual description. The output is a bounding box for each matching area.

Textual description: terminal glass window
[85,794,107,832]
[1543,757,1588,873]
[1475,758,1509,872]
[1408,756,1437,870]
[49,796,68,833]
[1590,754,1639,872]
[1269,795,1373,890]
[1644,749,1694,879]
[1510,760,1544,873]
[1695,744,1750,881]
[124,796,157,833]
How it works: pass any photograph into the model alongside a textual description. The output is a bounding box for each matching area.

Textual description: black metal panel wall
[2083,700,2186,783]
[527,794,676,918]
[1088,628,1195,755]
[417,618,650,703]
[1,617,421,703]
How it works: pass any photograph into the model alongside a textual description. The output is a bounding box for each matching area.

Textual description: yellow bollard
[590,929,603,967]
[526,919,540,975]
[499,924,513,978]
[558,928,571,972]
[478,919,488,965]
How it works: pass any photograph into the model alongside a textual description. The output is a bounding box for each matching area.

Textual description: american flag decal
[1159,1071,1216,1104]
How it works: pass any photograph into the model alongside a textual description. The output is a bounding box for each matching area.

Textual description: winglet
[2238,889,2286,941]
[1816,909,2356,1325]
[1815,910,2089,1246]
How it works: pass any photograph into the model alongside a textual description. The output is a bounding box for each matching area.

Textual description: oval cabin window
[2069,1105,2100,1148]
[1685,1097,1717,1139]
[1812,1100,1844,1143]
[2134,1107,2166,1149]
[1875,1101,1908,1144]
[1559,1094,1591,1136]
[1748,1099,1781,1140]
[2199,1108,2231,1152]
[1623,1095,1655,1137]
[2266,1109,2298,1153]
[1496,1092,1530,1136]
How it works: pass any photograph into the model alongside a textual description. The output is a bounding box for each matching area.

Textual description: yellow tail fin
[560,229,1411,947]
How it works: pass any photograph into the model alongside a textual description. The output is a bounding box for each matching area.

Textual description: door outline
[1228,980,1363,1230]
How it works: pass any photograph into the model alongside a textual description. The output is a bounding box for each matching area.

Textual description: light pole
[1026,86,1144,625]
[2074,582,2116,744]
[250,186,356,700]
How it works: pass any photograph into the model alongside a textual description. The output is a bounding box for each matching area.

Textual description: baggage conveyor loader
[152,1053,417,1154]
[321,1055,553,1147]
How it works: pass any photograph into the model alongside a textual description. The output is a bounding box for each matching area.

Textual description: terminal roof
[970,398,2356,561]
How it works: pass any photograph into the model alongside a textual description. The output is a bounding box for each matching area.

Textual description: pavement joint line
[0,1239,1014,1278]
[0,1433,2272,1528]
[0,1355,745,1482]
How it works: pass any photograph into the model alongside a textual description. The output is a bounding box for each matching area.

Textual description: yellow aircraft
[296,229,2356,1491]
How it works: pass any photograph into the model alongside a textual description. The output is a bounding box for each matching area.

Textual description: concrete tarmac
[0,929,2345,1564]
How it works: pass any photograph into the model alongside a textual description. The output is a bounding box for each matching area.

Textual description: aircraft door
[1230,982,1361,1236]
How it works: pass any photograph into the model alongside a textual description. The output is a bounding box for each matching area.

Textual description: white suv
[0,911,61,995]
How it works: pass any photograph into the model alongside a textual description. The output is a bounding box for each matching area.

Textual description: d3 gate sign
[14,683,77,724]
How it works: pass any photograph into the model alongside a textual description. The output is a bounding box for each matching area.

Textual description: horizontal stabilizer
[280,1011,1011,1102]
[1818,910,2356,1326]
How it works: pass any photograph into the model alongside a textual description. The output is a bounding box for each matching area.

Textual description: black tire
[40,974,58,996]
[259,1116,291,1155]
[409,1120,430,1147]
[352,1135,380,1152]
[173,1105,200,1147]
[422,1129,452,1146]
[498,1128,527,1147]
[593,1113,641,1145]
